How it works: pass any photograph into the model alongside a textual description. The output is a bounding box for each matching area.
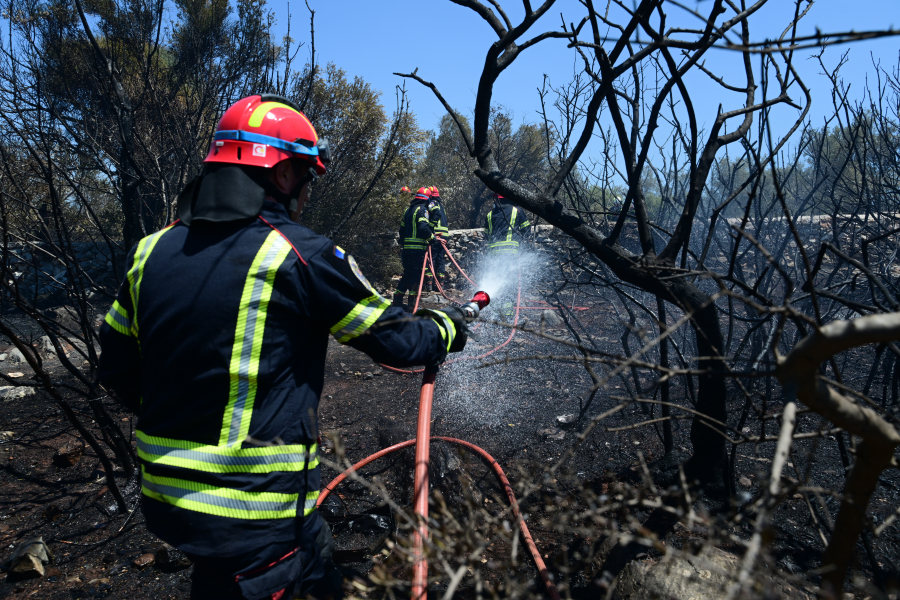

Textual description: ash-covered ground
[0,245,898,598]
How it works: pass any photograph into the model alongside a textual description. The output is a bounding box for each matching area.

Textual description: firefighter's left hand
[416,307,468,353]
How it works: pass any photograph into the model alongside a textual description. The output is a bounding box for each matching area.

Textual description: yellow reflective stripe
[520,220,530,228]
[141,468,300,520]
[104,299,132,336]
[137,430,317,474]
[486,210,493,235]
[430,311,455,353]
[247,101,308,129]
[487,241,520,254]
[304,490,319,516]
[507,208,518,243]
[330,295,390,344]
[127,225,175,336]
[220,231,293,447]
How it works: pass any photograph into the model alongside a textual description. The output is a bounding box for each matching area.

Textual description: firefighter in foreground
[484,193,531,319]
[98,95,468,600]
[392,186,435,310]
[425,186,449,291]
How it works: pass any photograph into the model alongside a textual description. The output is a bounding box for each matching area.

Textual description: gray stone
[556,414,576,426]
[8,553,44,579]
[7,537,53,580]
[7,348,27,364]
[537,427,565,441]
[0,353,7,361]
[541,309,564,327]
[613,546,809,600]
[38,336,56,356]
[132,553,155,569]
[0,386,36,401]
[0,431,14,442]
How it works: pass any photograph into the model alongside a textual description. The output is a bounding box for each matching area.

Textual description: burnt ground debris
[1,282,899,598]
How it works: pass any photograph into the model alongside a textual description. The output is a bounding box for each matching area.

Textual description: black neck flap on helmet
[176,166,266,225]
[176,164,316,225]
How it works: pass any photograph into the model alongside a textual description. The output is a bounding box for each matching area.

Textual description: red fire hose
[318,379,561,600]
[321,289,560,600]
[439,238,475,286]
[411,368,436,599]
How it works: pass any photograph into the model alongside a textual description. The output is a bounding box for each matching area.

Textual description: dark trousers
[186,513,341,600]
[429,241,447,280]
[396,249,426,295]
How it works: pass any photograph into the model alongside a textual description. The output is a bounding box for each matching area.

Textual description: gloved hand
[415,307,468,353]
[426,235,436,245]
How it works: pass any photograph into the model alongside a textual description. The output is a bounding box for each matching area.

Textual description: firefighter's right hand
[416,307,468,353]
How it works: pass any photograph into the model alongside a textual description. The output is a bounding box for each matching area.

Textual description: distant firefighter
[484,193,531,255]
[484,193,531,319]
[426,186,449,291]
[393,186,436,311]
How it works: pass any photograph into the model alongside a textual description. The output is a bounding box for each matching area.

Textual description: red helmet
[414,186,430,200]
[205,94,331,176]
[430,186,440,198]
[400,186,411,193]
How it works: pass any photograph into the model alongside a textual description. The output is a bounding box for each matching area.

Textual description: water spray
[412,291,490,599]
[320,284,560,600]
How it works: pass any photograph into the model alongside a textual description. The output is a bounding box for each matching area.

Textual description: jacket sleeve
[304,244,451,367]
[516,211,531,241]
[517,212,531,232]
[415,207,435,240]
[435,204,449,235]
[98,247,142,413]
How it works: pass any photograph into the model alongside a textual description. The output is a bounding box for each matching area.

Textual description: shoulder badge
[347,255,382,299]
[333,246,346,259]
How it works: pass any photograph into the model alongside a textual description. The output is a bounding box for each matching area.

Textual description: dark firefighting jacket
[399,199,434,251]
[484,203,531,254]
[427,198,448,238]
[99,201,454,557]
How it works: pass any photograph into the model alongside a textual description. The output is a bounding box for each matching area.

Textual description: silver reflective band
[137,437,315,470]
[143,477,297,514]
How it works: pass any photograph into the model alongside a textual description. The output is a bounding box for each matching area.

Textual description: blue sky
[270,1,898,154]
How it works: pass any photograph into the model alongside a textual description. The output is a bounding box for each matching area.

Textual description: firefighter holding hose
[425,186,449,292]
[484,193,531,320]
[98,95,469,600]
[392,186,436,311]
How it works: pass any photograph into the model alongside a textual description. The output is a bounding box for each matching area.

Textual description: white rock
[556,414,576,425]
[38,336,56,356]
[7,348,26,364]
[0,386,36,401]
[0,353,7,361]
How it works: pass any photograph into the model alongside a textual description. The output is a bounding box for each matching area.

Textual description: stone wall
[4,225,567,303]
